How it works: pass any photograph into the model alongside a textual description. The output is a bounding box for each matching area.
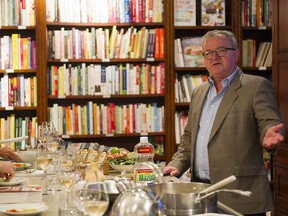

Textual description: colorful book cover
[181,37,205,67]
[174,0,196,26]
[201,0,225,26]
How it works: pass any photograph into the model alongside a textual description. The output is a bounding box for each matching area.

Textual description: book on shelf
[181,37,205,67]
[255,41,271,67]
[201,0,225,26]
[175,111,188,144]
[174,0,196,26]
[242,39,256,67]
[242,0,272,27]
[174,38,185,67]
[263,43,272,67]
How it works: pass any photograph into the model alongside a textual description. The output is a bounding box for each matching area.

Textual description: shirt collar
[208,67,238,88]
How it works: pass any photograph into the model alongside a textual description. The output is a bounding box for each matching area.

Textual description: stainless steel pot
[158,182,217,215]
[152,182,251,216]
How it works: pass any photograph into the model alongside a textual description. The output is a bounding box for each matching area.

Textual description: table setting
[0,122,248,216]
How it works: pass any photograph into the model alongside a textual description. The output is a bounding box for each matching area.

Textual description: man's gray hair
[202,30,238,49]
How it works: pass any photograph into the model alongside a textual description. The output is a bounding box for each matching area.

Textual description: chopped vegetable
[109,157,136,165]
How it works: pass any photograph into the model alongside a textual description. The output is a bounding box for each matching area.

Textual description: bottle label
[134,168,156,183]
[136,146,153,154]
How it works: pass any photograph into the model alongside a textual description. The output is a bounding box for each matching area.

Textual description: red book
[154,28,160,58]
[126,105,130,133]
[110,103,116,133]
[131,0,136,22]
[106,105,111,134]
[159,28,164,58]
[53,66,58,96]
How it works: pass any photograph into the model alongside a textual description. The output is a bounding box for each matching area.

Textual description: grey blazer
[168,69,283,214]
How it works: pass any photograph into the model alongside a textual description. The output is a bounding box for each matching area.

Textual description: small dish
[0,177,27,186]
[109,164,134,172]
[12,163,32,171]
[0,203,49,215]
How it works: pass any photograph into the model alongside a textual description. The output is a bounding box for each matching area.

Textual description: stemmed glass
[71,163,109,216]
[58,151,80,215]
[36,144,53,194]
[45,138,62,194]
[81,182,109,216]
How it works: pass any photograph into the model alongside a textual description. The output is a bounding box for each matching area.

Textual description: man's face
[203,36,239,82]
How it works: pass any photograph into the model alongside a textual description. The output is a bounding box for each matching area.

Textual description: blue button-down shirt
[194,68,238,180]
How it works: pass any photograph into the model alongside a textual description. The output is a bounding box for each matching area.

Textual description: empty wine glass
[58,152,79,209]
[46,139,62,194]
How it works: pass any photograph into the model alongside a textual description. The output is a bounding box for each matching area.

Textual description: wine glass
[58,152,80,212]
[36,144,53,194]
[81,181,109,216]
[45,139,62,194]
[37,122,47,144]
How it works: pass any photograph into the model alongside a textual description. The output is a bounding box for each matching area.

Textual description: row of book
[174,0,226,26]
[0,74,37,107]
[174,37,205,68]
[0,115,37,150]
[241,0,272,27]
[48,63,165,97]
[47,26,164,60]
[46,0,163,23]
[0,0,35,26]
[0,35,36,70]
[242,40,272,67]
[175,110,188,144]
[48,102,165,136]
[175,74,208,103]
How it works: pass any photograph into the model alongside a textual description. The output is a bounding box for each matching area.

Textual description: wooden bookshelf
[35,0,173,163]
[0,1,39,149]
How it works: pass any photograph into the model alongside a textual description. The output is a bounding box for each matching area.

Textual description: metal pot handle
[194,189,252,203]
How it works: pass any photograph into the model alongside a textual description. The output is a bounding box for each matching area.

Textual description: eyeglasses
[202,47,236,60]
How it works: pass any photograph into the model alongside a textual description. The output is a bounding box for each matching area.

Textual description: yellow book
[12,34,19,70]
[58,65,65,96]
[109,25,117,59]
[33,76,37,106]
[93,103,98,134]
[83,105,88,134]
[31,117,37,148]
[22,38,29,69]
[0,118,5,147]
[134,31,140,58]
[10,114,15,149]
[104,28,110,59]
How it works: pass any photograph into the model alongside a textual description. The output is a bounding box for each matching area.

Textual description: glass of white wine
[81,181,109,216]
[36,144,53,194]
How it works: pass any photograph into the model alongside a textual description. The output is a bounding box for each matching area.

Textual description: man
[163,30,284,215]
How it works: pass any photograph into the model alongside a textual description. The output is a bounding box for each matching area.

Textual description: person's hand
[0,147,22,162]
[262,123,285,150]
[162,166,180,177]
[0,161,15,181]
